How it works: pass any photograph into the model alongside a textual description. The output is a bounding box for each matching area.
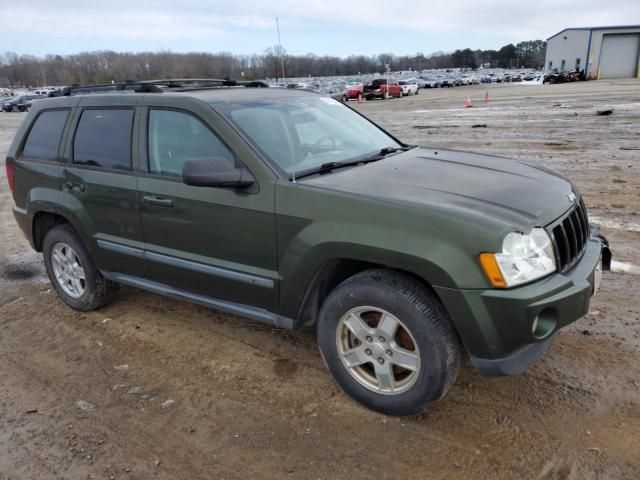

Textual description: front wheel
[317,270,461,416]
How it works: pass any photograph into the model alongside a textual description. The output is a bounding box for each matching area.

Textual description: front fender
[277,238,458,320]
[275,182,499,320]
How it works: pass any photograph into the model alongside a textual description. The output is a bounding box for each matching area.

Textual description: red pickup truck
[363,78,403,100]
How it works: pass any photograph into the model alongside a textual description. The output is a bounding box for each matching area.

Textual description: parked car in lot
[462,74,479,85]
[398,80,419,96]
[440,76,460,88]
[363,78,402,100]
[6,82,611,416]
[419,77,440,88]
[343,83,363,102]
[318,86,346,102]
[1,96,17,111]
[1,94,45,112]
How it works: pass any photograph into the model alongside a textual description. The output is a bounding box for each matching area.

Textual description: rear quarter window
[22,109,70,161]
[73,109,133,170]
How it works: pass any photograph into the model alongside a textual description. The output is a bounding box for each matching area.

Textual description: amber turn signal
[479,253,508,288]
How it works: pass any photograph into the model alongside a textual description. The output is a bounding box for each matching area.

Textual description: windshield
[219,96,400,175]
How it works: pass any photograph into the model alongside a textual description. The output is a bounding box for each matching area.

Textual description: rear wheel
[43,224,117,311]
[317,270,461,416]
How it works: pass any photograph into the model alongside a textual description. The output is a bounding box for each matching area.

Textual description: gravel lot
[1,80,639,480]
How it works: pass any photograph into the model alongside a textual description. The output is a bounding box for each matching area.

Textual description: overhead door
[599,34,640,78]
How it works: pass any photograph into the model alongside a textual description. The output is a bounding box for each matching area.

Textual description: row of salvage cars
[343,78,421,102]
[342,74,478,102]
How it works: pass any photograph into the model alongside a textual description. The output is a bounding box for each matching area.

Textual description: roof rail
[49,78,269,97]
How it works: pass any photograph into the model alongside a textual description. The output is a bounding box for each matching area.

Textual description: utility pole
[276,17,286,81]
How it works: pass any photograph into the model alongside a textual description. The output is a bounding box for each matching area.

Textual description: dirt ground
[1,80,639,480]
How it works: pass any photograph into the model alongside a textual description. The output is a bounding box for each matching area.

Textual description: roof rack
[50,78,269,96]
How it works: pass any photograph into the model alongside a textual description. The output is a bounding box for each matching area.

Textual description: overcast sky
[2,1,639,57]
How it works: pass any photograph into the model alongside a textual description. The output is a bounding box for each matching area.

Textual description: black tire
[43,224,117,311]
[342,95,348,102]
[317,269,461,416]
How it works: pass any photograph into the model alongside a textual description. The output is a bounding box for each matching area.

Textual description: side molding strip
[101,271,294,329]
[97,239,145,259]
[97,239,273,288]
[145,251,273,288]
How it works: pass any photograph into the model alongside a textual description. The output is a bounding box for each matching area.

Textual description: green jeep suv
[6,82,610,415]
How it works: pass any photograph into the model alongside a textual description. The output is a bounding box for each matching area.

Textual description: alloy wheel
[336,306,421,395]
[51,242,86,298]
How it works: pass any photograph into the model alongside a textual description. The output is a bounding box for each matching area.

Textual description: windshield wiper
[369,144,416,159]
[290,145,416,181]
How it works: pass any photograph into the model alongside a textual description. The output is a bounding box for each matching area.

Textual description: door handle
[63,182,86,192]
[142,195,174,207]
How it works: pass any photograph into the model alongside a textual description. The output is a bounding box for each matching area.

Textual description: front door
[137,106,278,310]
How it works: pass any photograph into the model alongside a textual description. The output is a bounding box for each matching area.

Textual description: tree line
[0,40,545,87]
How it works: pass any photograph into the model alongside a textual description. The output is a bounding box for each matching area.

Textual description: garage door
[599,34,640,78]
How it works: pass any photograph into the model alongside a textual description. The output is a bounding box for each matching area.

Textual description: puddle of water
[1,264,39,281]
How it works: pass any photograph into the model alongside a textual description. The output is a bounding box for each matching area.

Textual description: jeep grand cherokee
[5,82,610,415]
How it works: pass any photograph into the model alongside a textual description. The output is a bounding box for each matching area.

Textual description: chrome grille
[548,199,590,272]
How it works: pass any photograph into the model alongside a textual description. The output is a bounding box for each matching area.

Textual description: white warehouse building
[545,25,640,79]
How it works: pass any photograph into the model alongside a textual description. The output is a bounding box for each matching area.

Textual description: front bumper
[435,234,609,376]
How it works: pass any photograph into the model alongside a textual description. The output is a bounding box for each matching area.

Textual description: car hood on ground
[302,148,576,228]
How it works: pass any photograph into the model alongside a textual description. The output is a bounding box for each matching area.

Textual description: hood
[302,148,576,229]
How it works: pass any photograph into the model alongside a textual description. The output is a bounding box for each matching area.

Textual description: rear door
[59,97,147,278]
[137,97,278,311]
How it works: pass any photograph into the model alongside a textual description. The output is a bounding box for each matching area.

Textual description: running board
[101,271,294,329]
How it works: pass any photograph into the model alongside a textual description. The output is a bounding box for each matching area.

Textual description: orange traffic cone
[484,91,490,102]
[465,96,473,108]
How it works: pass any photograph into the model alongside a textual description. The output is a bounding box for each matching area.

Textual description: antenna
[276,17,286,81]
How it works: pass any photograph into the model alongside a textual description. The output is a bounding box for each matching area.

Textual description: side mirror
[182,157,255,189]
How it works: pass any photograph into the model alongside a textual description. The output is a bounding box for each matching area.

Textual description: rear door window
[22,109,70,161]
[73,109,133,170]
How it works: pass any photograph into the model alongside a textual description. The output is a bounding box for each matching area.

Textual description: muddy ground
[1,80,639,480]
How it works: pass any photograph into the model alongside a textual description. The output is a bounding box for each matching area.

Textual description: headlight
[480,228,556,288]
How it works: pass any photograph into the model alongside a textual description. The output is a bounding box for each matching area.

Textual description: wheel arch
[291,254,452,329]
[31,202,93,254]
[32,210,70,252]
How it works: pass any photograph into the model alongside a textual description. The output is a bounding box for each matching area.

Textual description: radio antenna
[276,17,286,81]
